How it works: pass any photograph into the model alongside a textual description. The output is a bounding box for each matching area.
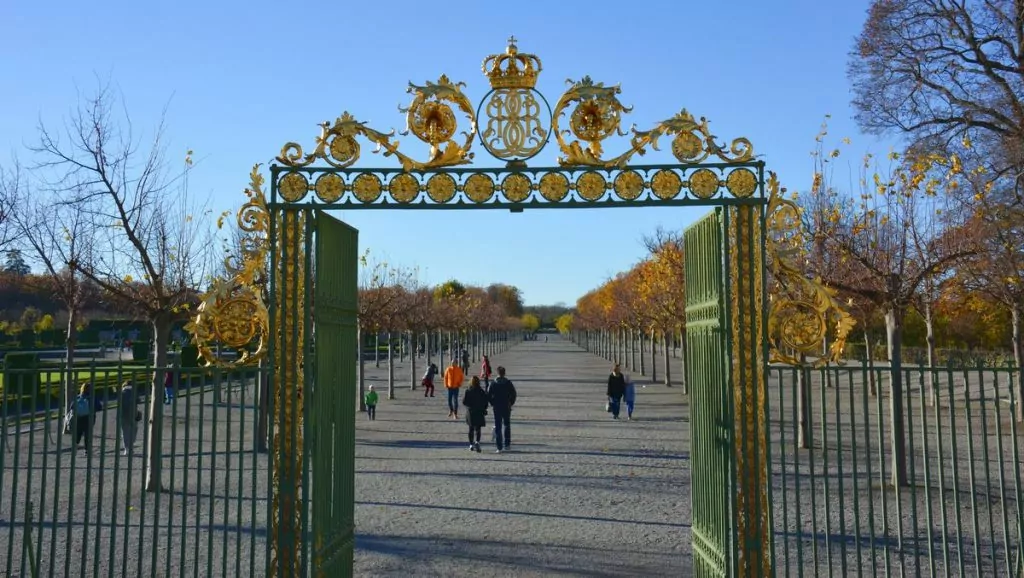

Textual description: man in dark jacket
[487,366,517,453]
[607,363,626,419]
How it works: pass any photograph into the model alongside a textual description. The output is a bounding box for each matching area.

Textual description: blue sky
[2,0,894,306]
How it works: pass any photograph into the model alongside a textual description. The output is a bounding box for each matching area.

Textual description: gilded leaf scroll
[765,172,856,367]
[186,165,270,367]
[277,75,476,174]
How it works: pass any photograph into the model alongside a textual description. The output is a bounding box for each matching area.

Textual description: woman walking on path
[607,364,626,420]
[444,359,465,419]
[462,376,488,453]
[422,363,438,397]
[73,381,104,452]
[623,373,636,421]
[480,355,492,390]
[117,380,141,455]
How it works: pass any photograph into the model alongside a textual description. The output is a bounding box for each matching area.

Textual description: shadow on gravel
[358,500,688,529]
[358,439,483,450]
[356,533,686,577]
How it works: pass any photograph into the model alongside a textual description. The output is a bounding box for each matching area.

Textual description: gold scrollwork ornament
[553,77,632,167]
[765,172,855,367]
[277,74,478,174]
[186,165,270,367]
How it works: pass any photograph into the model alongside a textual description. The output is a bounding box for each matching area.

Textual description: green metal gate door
[309,213,359,577]
[685,209,735,578]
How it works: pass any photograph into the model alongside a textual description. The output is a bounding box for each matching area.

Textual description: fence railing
[770,363,1024,577]
[1,365,268,578]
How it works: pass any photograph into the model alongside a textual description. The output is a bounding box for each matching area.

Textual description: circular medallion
[501,173,532,202]
[352,173,383,203]
[613,171,644,201]
[671,132,703,162]
[650,170,682,200]
[464,174,495,203]
[329,135,359,166]
[408,102,457,144]
[726,168,758,198]
[539,172,569,202]
[570,100,620,142]
[213,297,259,348]
[778,302,827,353]
[576,172,607,201]
[314,174,344,203]
[427,173,457,203]
[478,88,552,162]
[689,169,720,199]
[388,173,420,204]
[278,172,309,202]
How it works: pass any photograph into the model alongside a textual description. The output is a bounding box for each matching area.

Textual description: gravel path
[353,337,691,577]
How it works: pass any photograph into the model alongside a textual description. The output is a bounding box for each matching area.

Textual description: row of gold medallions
[275,167,759,205]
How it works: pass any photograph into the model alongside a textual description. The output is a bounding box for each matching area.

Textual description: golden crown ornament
[482,36,542,90]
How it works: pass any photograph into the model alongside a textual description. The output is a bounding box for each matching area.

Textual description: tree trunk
[663,329,671,387]
[639,331,646,376]
[797,362,811,449]
[679,326,688,394]
[823,335,833,388]
[924,302,937,405]
[374,332,380,368]
[426,331,432,366]
[256,361,269,452]
[630,329,638,372]
[650,330,658,382]
[1013,304,1023,422]
[884,306,909,487]
[865,331,877,397]
[410,331,418,391]
[387,332,395,400]
[358,325,366,412]
[145,315,171,493]
[63,307,78,419]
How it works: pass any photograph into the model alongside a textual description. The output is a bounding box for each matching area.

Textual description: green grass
[0,367,149,390]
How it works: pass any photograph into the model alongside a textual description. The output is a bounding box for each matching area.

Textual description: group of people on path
[364,353,518,453]
[606,363,636,420]
[63,379,144,455]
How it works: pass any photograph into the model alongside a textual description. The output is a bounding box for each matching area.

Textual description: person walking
[488,366,517,453]
[480,354,493,390]
[623,373,636,420]
[462,376,488,453]
[72,381,103,452]
[164,365,176,405]
[422,363,438,397]
[117,380,141,455]
[364,385,379,421]
[607,363,626,420]
[443,359,465,419]
[461,348,470,374]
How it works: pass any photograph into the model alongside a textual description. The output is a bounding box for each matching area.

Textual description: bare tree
[0,163,17,252]
[30,85,213,492]
[9,160,96,414]
[849,0,1024,198]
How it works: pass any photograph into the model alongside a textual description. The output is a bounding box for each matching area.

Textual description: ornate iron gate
[309,213,358,575]
[182,38,852,578]
[685,208,735,577]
